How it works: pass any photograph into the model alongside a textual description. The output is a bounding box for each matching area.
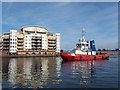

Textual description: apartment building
[0,26,60,55]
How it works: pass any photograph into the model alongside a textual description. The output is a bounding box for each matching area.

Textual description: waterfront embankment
[97,50,120,55]
[0,54,60,58]
[0,50,119,58]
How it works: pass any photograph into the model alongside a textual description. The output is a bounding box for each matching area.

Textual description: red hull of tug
[60,52,109,61]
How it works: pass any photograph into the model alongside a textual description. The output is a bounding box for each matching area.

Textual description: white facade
[24,35,32,50]
[74,50,96,55]
[41,35,47,50]
[10,30,17,53]
[56,33,60,52]
[8,26,60,53]
[24,34,48,50]
[0,40,2,50]
[24,27,48,50]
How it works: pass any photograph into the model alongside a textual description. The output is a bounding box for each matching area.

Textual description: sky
[2,2,118,49]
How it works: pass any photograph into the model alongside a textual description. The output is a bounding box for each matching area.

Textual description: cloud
[2,2,118,49]
[1,0,120,2]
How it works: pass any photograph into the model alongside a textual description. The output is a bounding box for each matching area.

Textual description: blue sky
[2,2,118,49]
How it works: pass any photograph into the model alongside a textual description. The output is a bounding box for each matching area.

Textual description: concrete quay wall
[97,50,120,55]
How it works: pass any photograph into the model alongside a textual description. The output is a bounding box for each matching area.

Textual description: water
[1,55,118,88]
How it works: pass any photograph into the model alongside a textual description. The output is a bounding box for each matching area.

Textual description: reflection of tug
[62,60,97,87]
[60,28,109,61]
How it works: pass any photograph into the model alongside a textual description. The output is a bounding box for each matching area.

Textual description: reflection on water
[61,60,97,88]
[72,61,96,86]
[0,57,2,90]
[2,57,63,88]
[2,55,118,88]
[8,59,17,85]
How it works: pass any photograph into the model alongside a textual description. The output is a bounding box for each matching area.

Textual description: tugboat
[60,28,109,61]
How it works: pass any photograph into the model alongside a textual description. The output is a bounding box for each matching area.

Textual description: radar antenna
[81,27,86,42]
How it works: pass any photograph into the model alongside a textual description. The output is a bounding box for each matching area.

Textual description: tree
[98,49,101,51]
[102,49,106,51]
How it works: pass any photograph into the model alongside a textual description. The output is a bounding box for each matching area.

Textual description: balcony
[48,48,56,50]
[3,44,9,46]
[3,48,9,50]
[32,45,42,47]
[32,47,41,49]
[25,31,35,33]
[48,39,56,41]
[32,48,42,50]
[17,48,23,50]
[48,45,56,47]
[17,37,24,40]
[37,40,41,42]
[4,40,9,42]
[35,42,41,44]
[17,47,23,49]
[18,40,24,43]
[36,43,41,45]
[48,42,56,44]
[32,38,40,40]
[4,37,9,40]
[37,32,46,34]
[32,40,41,43]
[32,37,41,40]
[3,42,9,44]
[17,43,23,46]
[37,47,41,48]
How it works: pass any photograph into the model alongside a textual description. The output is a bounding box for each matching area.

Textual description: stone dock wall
[0,54,60,58]
[97,50,120,55]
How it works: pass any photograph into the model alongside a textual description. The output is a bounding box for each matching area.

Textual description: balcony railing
[32,48,42,50]
[3,48,9,50]
[3,44,9,46]
[17,48,23,50]
[32,40,42,43]
[32,37,41,39]
[3,42,9,44]
[37,32,46,34]
[48,42,56,44]
[4,41,9,42]
[18,40,24,43]
[37,47,41,48]
[48,39,56,41]
[32,44,40,46]
[17,47,23,49]
[32,45,41,47]
[17,43,23,46]
[17,37,24,40]
[48,48,56,50]
[32,43,41,45]
[4,38,9,40]
[48,45,56,47]
[37,40,41,42]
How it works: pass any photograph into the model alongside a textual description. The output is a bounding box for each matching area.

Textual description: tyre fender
[80,56,82,59]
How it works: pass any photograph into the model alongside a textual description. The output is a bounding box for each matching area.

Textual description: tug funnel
[90,40,96,51]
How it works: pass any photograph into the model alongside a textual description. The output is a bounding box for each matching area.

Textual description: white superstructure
[76,28,89,51]
[73,28,96,55]
[56,33,60,53]
[10,30,17,53]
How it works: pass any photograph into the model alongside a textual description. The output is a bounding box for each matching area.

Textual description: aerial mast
[81,27,86,42]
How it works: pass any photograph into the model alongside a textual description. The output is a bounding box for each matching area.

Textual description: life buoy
[72,56,74,60]
[94,56,96,60]
[102,56,104,59]
[106,56,109,60]
[80,56,82,59]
